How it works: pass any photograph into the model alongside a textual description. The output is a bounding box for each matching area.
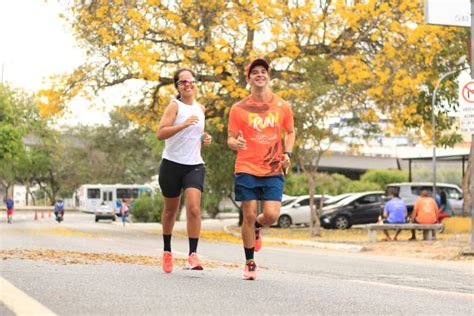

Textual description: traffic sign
[425,0,470,27]
[459,79,474,132]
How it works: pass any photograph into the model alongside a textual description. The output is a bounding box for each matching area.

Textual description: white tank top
[162,99,205,165]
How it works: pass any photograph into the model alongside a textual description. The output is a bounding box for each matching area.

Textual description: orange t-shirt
[228,93,294,176]
[413,197,438,224]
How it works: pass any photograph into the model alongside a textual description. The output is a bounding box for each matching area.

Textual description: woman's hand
[182,115,199,128]
[202,132,212,145]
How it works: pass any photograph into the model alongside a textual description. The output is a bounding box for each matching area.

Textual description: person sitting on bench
[382,189,407,241]
[410,190,438,241]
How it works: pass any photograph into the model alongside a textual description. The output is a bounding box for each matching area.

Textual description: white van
[385,182,464,216]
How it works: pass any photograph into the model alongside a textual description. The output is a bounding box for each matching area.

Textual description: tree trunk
[25,183,29,206]
[462,147,472,217]
[309,174,321,236]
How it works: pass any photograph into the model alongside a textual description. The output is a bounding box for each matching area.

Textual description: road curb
[223,224,365,252]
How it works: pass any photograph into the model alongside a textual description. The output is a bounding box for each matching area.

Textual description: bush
[360,169,408,188]
[346,180,382,192]
[130,193,164,223]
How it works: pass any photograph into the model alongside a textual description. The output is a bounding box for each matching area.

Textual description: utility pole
[470,0,474,251]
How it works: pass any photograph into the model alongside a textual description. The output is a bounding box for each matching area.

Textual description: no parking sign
[460,79,474,133]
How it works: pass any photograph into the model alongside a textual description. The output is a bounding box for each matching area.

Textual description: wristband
[283,152,292,159]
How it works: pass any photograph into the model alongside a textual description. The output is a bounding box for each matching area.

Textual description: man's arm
[284,129,295,154]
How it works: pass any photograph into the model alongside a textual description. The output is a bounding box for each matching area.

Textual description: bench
[366,223,444,242]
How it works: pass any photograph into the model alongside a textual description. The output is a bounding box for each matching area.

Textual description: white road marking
[350,279,474,300]
[0,276,56,316]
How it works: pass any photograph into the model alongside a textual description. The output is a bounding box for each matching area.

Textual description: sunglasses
[177,79,196,86]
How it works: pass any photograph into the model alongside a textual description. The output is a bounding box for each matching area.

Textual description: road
[0,212,473,315]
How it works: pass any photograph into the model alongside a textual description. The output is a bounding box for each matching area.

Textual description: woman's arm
[156,101,198,140]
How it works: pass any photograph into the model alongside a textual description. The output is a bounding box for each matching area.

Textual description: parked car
[323,193,355,207]
[274,194,332,228]
[385,182,464,216]
[320,191,385,229]
[95,203,116,222]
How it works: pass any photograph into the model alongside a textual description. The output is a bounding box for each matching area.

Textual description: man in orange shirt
[227,59,295,280]
[409,190,438,240]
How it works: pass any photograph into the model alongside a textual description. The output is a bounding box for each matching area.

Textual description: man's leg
[242,200,258,250]
[409,230,416,240]
[241,200,258,280]
[383,230,392,241]
[393,229,402,240]
[256,201,280,227]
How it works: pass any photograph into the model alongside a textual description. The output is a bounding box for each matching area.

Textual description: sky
[0,0,110,125]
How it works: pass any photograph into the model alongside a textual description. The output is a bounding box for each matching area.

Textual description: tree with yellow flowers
[38,0,467,224]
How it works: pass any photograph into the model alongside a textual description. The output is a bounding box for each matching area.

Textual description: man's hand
[235,130,247,150]
[281,153,291,175]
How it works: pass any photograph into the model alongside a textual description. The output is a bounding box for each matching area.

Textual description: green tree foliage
[360,169,408,189]
[131,192,163,223]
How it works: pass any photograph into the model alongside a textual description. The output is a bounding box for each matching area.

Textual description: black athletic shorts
[158,158,205,198]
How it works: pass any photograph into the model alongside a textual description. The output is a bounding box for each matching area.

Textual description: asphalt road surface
[0,212,473,315]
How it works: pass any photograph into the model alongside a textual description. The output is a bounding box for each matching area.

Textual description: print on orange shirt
[228,93,294,177]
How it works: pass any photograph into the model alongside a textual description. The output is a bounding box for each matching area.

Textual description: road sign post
[426,0,474,252]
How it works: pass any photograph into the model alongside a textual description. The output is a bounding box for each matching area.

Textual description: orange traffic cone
[34,211,38,220]
[41,211,44,219]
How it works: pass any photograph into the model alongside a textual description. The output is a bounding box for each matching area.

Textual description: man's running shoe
[186,252,204,270]
[162,251,173,273]
[242,260,257,280]
[254,228,262,252]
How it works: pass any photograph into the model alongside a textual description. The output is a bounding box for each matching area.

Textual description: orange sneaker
[162,251,173,273]
[254,228,262,252]
[242,260,257,280]
[186,252,203,270]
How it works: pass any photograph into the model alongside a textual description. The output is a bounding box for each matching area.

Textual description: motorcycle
[55,210,64,223]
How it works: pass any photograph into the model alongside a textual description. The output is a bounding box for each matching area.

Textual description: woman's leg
[161,197,181,237]
[184,188,202,244]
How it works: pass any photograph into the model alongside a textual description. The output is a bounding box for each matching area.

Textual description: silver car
[273,195,332,228]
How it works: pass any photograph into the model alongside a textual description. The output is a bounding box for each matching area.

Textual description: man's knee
[260,212,278,225]
[243,212,256,225]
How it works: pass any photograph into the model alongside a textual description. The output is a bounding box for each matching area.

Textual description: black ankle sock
[255,220,263,229]
[189,238,199,255]
[244,247,255,261]
[163,234,172,252]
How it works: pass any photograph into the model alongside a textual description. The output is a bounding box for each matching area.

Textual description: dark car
[320,191,385,229]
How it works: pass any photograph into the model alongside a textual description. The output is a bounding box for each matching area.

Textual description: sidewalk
[222,224,364,252]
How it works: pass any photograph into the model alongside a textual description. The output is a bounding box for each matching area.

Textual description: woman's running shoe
[186,252,204,270]
[162,251,173,273]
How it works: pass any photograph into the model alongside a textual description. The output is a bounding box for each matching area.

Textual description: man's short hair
[389,188,399,198]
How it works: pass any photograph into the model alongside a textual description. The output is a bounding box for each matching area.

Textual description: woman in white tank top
[156,68,212,273]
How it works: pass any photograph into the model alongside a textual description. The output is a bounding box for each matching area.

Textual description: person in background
[54,198,65,223]
[381,189,407,241]
[437,190,452,223]
[120,198,131,226]
[5,196,14,224]
[409,190,438,241]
